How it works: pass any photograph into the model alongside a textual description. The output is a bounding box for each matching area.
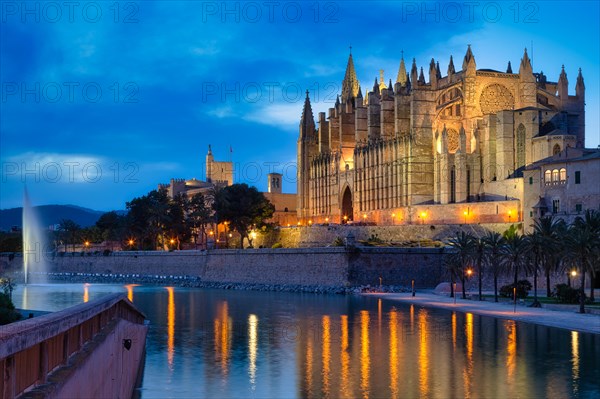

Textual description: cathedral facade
[297,46,585,225]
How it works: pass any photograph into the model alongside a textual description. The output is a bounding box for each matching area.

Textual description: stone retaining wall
[0,247,581,291]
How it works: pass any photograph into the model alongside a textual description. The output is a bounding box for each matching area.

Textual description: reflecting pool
[12,284,600,398]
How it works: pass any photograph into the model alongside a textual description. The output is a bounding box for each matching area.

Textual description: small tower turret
[576,68,585,98]
[558,65,568,100]
[410,58,418,87]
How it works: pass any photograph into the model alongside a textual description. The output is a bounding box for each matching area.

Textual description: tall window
[552,199,560,214]
[544,170,551,184]
[450,166,456,203]
[552,169,559,183]
[559,168,567,182]
[516,124,526,168]
[575,171,581,184]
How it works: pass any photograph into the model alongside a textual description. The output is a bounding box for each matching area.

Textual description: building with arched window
[523,147,600,231]
[298,46,587,225]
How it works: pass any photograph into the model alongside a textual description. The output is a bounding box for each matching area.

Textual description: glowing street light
[325,217,329,223]
[308,220,313,226]
[419,211,427,224]
[463,210,468,224]
[362,213,367,221]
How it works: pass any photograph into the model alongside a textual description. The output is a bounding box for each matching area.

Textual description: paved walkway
[367,291,600,335]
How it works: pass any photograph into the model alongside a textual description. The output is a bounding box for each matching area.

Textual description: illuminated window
[552,169,559,182]
[559,168,566,182]
[544,170,551,184]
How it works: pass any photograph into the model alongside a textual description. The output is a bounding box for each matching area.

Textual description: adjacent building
[159,146,297,226]
[523,147,600,232]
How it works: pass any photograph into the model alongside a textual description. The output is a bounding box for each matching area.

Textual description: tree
[165,193,189,250]
[187,193,212,249]
[525,231,544,307]
[58,219,81,252]
[532,216,566,297]
[126,189,171,250]
[473,236,486,301]
[212,184,275,249]
[566,210,600,313]
[501,226,527,292]
[446,231,475,299]
[96,211,127,248]
[483,231,505,303]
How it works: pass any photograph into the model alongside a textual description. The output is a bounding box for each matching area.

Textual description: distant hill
[0,205,126,231]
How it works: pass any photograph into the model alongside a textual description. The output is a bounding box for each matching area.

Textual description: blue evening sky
[1,1,599,211]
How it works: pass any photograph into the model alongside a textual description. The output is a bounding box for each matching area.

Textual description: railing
[0,293,146,399]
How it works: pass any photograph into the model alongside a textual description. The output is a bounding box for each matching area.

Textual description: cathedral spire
[462,44,475,71]
[388,79,393,92]
[300,90,315,138]
[207,144,212,155]
[447,55,455,75]
[436,61,441,79]
[410,58,418,85]
[576,68,585,97]
[357,85,363,98]
[418,67,425,84]
[519,48,533,75]
[341,51,360,103]
[396,52,407,86]
[506,61,513,73]
[558,65,568,99]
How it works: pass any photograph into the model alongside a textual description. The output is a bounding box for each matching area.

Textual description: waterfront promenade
[371,291,600,335]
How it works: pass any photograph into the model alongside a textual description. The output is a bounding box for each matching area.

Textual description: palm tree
[447,231,475,299]
[566,210,600,313]
[501,227,527,290]
[524,231,544,307]
[473,236,486,301]
[483,231,505,302]
[532,216,566,297]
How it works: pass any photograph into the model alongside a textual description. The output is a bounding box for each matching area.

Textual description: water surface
[12,284,600,398]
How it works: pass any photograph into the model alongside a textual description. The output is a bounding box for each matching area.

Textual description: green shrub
[554,283,586,304]
[271,242,283,248]
[500,280,532,299]
[0,293,22,325]
[103,249,111,256]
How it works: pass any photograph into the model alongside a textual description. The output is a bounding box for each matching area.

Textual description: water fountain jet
[22,187,47,284]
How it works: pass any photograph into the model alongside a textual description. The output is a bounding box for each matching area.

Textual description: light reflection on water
[11,284,600,399]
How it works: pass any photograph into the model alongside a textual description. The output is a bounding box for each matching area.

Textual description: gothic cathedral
[297,46,585,225]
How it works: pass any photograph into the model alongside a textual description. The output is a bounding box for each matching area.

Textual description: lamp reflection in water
[166,287,175,371]
[360,310,370,399]
[214,301,231,377]
[451,312,457,350]
[463,313,474,398]
[571,331,580,395]
[340,315,350,398]
[248,314,258,389]
[83,283,90,303]
[305,335,314,397]
[321,315,331,397]
[389,310,399,399]
[418,309,429,398]
[124,284,139,302]
[506,320,517,383]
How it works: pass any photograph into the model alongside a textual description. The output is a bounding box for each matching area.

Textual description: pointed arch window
[553,144,561,155]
